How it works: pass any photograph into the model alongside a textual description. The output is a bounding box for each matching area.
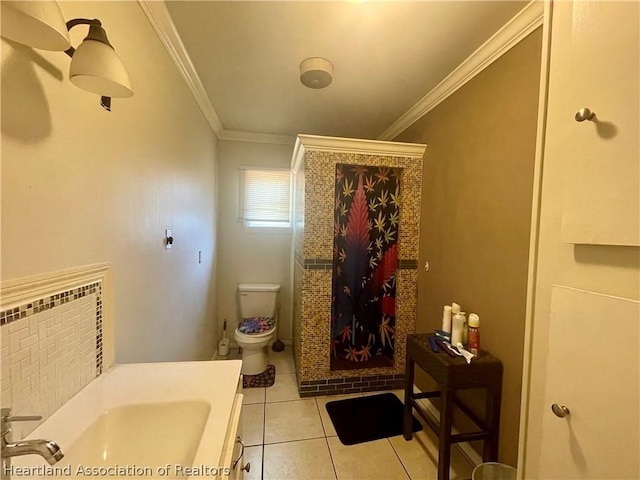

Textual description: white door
[539,286,639,479]
[559,0,640,246]
[524,0,640,478]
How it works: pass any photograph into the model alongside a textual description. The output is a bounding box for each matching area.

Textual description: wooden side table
[403,333,503,480]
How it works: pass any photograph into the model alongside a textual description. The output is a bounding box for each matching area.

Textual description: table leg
[403,357,415,440]
[437,389,453,480]
[483,383,502,461]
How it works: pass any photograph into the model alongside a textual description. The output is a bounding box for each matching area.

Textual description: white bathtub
[9,360,243,479]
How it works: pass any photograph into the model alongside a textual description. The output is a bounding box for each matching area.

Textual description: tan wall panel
[396,28,543,466]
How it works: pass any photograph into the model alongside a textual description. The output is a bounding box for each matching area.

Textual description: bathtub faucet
[1,408,64,477]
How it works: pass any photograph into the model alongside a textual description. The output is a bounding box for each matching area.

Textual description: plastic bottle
[451,312,466,346]
[459,312,469,346]
[468,313,480,356]
[442,305,452,334]
[461,312,468,345]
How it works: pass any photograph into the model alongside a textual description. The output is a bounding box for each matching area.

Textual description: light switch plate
[165,229,173,250]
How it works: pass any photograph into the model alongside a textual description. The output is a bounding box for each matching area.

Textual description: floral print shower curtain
[331,164,400,364]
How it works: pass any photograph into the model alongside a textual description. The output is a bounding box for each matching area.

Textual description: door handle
[232,437,245,469]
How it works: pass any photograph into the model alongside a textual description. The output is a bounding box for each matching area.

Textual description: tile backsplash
[0,282,103,439]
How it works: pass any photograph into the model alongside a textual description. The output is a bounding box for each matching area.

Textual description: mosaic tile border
[399,260,418,269]
[299,373,405,397]
[1,283,104,375]
[301,258,418,270]
[302,259,333,269]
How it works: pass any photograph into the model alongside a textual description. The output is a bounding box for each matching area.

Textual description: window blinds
[240,169,291,227]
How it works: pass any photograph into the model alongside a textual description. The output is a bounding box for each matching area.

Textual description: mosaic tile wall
[0,283,103,438]
[292,148,423,392]
[292,157,306,375]
[292,261,304,375]
[293,162,305,261]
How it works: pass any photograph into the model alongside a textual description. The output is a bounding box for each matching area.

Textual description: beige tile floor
[239,347,474,480]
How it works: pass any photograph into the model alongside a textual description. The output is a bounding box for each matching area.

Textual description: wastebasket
[472,462,517,480]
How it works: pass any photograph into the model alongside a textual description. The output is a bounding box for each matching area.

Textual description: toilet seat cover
[238,317,276,335]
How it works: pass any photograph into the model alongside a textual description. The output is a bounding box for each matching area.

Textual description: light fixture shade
[69,40,133,98]
[0,0,71,51]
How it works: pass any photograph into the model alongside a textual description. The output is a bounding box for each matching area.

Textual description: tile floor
[235,347,474,480]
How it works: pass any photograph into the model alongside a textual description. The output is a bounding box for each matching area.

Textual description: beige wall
[395,28,543,466]
[216,140,294,343]
[1,1,219,363]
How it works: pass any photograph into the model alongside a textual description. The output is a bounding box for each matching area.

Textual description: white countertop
[12,360,242,478]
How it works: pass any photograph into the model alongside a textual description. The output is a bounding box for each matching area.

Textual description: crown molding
[378,0,544,141]
[138,1,299,147]
[140,0,543,146]
[292,134,427,171]
[138,0,223,136]
[218,129,297,146]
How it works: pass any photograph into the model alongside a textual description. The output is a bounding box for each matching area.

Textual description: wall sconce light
[65,18,133,111]
[0,1,133,111]
[0,1,70,51]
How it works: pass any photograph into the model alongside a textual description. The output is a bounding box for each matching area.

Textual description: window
[239,168,292,229]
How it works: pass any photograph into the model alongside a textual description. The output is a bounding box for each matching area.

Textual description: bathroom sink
[13,362,242,479]
[59,400,210,475]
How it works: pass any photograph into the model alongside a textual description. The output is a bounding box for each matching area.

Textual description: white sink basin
[59,401,210,473]
[13,361,242,479]
[58,401,211,472]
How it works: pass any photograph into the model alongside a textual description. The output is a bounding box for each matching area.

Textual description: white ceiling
[164,1,529,140]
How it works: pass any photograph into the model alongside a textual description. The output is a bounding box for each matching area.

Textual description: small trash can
[472,462,517,480]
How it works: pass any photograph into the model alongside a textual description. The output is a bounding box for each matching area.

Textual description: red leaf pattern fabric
[331,164,401,364]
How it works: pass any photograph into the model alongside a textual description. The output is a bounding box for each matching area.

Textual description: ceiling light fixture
[300,57,333,89]
[0,1,133,111]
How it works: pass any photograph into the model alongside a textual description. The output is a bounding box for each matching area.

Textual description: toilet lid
[238,317,276,335]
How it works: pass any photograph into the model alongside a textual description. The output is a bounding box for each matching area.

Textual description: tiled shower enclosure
[291,135,425,397]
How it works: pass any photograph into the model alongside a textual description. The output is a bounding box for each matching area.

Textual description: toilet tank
[238,283,281,319]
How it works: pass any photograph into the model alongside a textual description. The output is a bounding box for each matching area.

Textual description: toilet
[234,283,280,375]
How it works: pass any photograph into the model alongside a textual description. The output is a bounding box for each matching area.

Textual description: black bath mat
[242,364,276,388]
[326,393,422,445]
